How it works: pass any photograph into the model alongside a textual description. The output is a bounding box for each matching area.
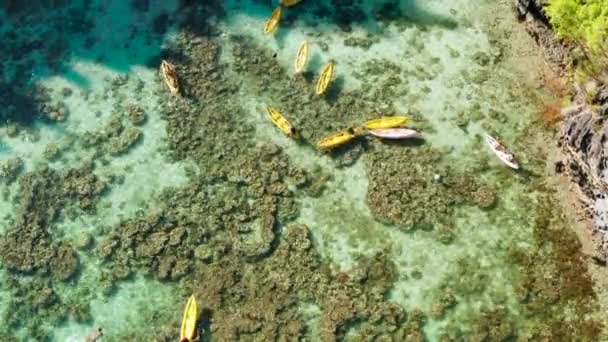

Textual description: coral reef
[96,174,286,280]
[81,112,143,156]
[44,142,61,160]
[365,144,497,230]
[92,20,424,340]
[0,163,105,275]
[185,225,415,341]
[0,157,24,184]
[0,162,106,338]
[126,104,147,126]
[507,192,603,340]
[0,0,604,340]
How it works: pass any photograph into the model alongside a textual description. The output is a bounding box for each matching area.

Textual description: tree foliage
[545,0,608,54]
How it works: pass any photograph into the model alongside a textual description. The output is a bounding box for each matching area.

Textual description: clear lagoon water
[0,0,604,341]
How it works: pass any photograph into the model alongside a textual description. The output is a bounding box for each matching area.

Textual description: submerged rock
[512,0,571,72]
[127,105,147,125]
[43,143,61,160]
[0,157,24,183]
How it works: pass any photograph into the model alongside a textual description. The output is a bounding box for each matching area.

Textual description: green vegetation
[545,0,608,76]
[546,0,607,52]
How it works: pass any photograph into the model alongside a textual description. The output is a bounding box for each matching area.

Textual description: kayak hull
[369,128,421,139]
[316,62,334,95]
[266,107,295,137]
[180,295,199,342]
[160,60,179,95]
[485,134,519,170]
[363,116,409,130]
[264,6,282,34]
[317,130,355,150]
[294,41,309,74]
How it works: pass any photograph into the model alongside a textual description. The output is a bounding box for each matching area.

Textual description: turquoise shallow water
[0,0,604,341]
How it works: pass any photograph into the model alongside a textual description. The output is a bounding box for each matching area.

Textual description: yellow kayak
[180,295,199,342]
[266,107,296,137]
[264,6,282,34]
[281,0,304,7]
[294,41,309,74]
[363,116,409,130]
[317,129,356,150]
[315,62,334,95]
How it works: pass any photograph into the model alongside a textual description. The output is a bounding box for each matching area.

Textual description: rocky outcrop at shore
[512,0,608,260]
[513,0,571,71]
[560,85,608,260]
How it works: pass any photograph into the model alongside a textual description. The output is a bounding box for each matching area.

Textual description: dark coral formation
[184,225,417,341]
[0,1,94,125]
[0,163,106,338]
[365,144,497,230]
[80,111,143,156]
[0,157,24,184]
[1,163,105,276]
[96,173,287,281]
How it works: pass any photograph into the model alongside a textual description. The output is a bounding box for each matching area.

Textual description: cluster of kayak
[262,3,429,151]
[266,108,423,150]
[260,1,521,168]
[265,1,334,96]
[159,1,519,183]
[265,106,519,169]
[164,3,520,337]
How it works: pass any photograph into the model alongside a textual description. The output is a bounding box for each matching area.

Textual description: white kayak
[485,134,519,169]
[369,128,422,139]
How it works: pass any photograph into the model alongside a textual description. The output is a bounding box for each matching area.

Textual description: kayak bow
[180,295,199,342]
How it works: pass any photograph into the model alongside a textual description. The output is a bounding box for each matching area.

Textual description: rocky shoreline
[514,0,608,261]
